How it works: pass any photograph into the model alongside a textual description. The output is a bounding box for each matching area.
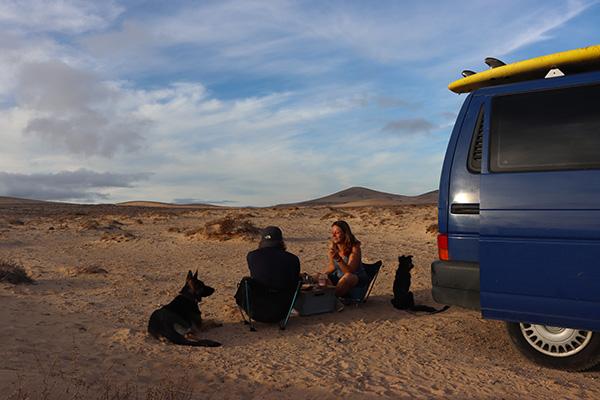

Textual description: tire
[506,322,600,371]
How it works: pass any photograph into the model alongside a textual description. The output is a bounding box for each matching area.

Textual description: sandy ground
[0,203,598,399]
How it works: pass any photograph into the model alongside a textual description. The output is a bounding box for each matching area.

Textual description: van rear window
[490,84,600,172]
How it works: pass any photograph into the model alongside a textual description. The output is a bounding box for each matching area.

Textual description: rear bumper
[431,260,480,310]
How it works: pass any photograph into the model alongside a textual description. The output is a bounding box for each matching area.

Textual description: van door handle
[451,203,480,215]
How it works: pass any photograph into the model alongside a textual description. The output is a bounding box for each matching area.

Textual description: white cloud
[131,82,365,145]
[15,61,148,157]
[383,118,437,136]
[78,0,596,79]
[0,0,123,34]
[493,0,594,56]
[0,169,150,201]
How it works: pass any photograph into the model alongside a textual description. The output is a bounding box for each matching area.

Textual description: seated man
[247,226,300,291]
[236,226,300,323]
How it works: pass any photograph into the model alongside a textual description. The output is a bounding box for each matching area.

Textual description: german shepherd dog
[148,270,221,347]
[391,255,449,314]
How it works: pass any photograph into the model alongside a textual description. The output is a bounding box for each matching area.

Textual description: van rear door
[480,82,600,331]
[447,95,485,263]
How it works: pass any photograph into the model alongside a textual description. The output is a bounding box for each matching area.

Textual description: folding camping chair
[235,277,302,331]
[341,260,383,305]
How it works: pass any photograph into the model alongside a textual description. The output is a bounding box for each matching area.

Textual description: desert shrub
[236,212,257,219]
[426,223,438,235]
[73,265,108,275]
[391,208,404,216]
[184,227,203,236]
[0,259,34,284]
[320,209,353,221]
[100,231,136,242]
[191,217,260,241]
[80,220,101,230]
[80,219,125,232]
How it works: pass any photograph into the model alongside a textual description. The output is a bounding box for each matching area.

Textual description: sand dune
[0,201,597,399]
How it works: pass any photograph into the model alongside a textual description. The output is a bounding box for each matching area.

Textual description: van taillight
[437,234,449,261]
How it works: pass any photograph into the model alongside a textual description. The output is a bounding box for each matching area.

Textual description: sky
[1,0,599,206]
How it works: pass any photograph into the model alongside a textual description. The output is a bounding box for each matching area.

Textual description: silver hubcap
[520,323,593,357]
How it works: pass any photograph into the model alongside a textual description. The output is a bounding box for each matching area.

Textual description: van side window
[490,84,600,172]
[467,107,484,173]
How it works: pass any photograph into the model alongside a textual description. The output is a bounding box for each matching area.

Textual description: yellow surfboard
[449,45,600,93]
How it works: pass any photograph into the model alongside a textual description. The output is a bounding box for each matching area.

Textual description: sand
[0,203,598,399]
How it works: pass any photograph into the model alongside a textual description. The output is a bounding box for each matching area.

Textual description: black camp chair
[342,260,383,304]
[235,277,302,331]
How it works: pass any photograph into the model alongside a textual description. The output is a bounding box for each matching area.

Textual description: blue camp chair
[235,277,302,331]
[342,260,383,304]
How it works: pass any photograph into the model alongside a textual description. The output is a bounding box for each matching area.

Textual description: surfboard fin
[545,68,565,78]
[484,57,506,68]
[461,70,476,77]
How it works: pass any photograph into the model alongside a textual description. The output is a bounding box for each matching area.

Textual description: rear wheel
[506,322,600,371]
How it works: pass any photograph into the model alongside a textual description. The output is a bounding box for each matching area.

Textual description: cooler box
[294,287,336,316]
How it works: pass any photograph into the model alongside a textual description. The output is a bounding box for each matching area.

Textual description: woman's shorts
[328,271,369,287]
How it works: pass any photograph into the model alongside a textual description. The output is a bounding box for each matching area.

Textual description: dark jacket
[246,247,300,291]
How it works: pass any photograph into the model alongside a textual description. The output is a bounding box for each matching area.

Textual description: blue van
[432,65,600,370]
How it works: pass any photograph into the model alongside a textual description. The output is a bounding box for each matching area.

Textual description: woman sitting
[322,220,368,299]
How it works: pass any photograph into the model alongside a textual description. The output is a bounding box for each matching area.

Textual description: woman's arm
[336,244,361,274]
[323,245,336,274]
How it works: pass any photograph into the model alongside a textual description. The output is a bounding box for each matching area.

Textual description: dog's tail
[182,338,222,347]
[152,329,221,347]
[407,304,450,315]
[148,320,221,347]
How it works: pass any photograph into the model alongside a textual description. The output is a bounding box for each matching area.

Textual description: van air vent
[468,107,484,173]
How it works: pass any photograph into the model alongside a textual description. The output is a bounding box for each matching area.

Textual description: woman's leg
[335,273,359,297]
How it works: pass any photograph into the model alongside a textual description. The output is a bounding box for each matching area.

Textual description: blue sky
[0,0,599,206]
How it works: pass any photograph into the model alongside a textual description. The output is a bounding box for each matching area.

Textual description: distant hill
[0,196,55,205]
[0,188,438,209]
[117,201,220,208]
[276,187,438,207]
[0,197,220,209]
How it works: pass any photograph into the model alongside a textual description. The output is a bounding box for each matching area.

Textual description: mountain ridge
[0,187,438,208]
[276,186,438,207]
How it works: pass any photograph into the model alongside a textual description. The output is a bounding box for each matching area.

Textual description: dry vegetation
[185,216,260,241]
[426,223,438,234]
[319,208,354,221]
[68,265,109,277]
[0,259,34,284]
[8,364,195,400]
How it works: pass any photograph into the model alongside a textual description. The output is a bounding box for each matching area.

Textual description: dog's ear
[187,270,193,281]
[193,270,198,279]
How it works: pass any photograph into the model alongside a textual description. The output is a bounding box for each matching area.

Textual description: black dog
[148,270,221,347]
[391,255,449,314]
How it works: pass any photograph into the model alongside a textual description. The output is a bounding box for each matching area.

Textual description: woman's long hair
[331,220,360,256]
